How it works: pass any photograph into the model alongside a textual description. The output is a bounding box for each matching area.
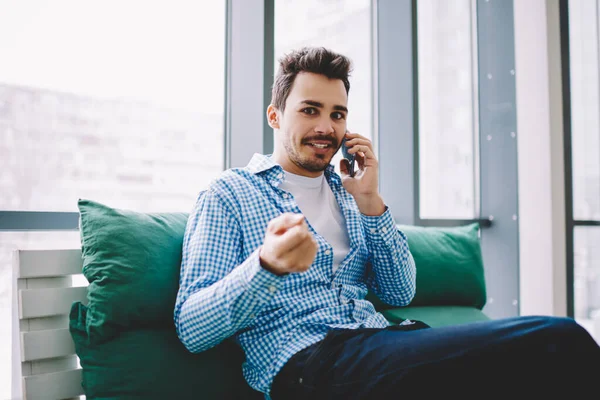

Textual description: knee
[529,315,591,342]
[509,315,582,338]
[544,316,582,331]
[530,315,578,331]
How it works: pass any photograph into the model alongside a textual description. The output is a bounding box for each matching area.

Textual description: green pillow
[368,223,486,310]
[78,199,188,344]
[404,223,486,308]
[69,302,256,400]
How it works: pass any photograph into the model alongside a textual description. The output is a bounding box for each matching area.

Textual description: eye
[332,112,346,120]
[301,107,317,115]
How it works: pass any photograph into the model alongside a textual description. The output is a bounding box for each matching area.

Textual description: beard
[283,134,341,173]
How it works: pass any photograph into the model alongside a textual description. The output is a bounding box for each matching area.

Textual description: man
[174,47,599,399]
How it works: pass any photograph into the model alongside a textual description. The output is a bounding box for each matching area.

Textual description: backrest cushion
[78,199,188,344]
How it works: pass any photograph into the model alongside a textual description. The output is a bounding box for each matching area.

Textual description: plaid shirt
[174,153,416,397]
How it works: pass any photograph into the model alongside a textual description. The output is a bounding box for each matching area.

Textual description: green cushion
[369,223,486,310]
[69,301,254,400]
[78,199,188,344]
[382,306,490,328]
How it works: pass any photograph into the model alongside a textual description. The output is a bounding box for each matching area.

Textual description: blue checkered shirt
[174,153,416,398]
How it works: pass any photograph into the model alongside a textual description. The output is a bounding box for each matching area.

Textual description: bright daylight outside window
[568,0,600,343]
[0,1,226,396]
[417,0,479,220]
[274,0,373,174]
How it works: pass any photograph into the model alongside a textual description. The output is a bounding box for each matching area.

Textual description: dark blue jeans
[270,316,600,399]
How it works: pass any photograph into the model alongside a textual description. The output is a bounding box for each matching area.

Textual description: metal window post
[224,0,275,169]
[476,0,520,318]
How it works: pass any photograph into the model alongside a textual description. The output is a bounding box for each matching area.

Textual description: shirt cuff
[239,248,288,303]
[362,206,397,245]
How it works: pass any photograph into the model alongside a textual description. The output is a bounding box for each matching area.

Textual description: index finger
[345,131,368,141]
[268,212,305,234]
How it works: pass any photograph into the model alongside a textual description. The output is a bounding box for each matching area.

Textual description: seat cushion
[78,199,188,343]
[382,306,490,328]
[69,301,257,400]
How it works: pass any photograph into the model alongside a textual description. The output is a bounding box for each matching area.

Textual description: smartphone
[341,136,355,177]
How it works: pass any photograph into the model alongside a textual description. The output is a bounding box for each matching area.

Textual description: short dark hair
[271,47,353,112]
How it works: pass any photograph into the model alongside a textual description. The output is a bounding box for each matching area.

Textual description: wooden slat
[21,329,76,362]
[23,368,83,399]
[16,249,83,278]
[29,355,79,375]
[19,287,87,319]
[20,277,72,290]
[21,315,70,332]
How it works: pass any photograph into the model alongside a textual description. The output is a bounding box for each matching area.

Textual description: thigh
[333,315,595,370]
[277,315,597,400]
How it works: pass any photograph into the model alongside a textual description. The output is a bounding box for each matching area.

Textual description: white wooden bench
[11,249,87,400]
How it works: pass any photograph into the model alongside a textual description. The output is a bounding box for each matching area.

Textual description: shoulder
[207,168,260,197]
[196,167,262,214]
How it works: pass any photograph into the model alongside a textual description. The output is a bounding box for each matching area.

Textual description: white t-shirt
[279,171,351,274]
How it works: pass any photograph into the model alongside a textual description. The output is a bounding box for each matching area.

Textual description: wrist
[258,247,288,276]
[355,194,386,216]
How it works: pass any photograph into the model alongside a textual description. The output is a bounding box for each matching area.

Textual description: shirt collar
[245,153,342,188]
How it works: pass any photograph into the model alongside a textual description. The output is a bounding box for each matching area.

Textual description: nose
[314,116,334,135]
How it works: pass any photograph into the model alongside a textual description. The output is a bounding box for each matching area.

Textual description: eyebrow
[300,100,348,113]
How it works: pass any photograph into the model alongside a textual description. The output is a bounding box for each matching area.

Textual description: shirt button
[282,193,289,199]
[268,285,277,293]
[277,173,283,179]
[382,227,388,233]
[325,249,331,255]
[370,228,376,233]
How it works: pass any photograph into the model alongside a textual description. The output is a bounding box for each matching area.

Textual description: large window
[567,0,600,342]
[417,0,479,220]
[0,0,226,213]
[0,1,226,396]
[274,0,373,173]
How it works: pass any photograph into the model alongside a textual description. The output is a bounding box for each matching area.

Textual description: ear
[266,104,280,129]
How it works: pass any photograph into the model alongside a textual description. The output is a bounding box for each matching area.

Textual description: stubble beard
[284,140,332,173]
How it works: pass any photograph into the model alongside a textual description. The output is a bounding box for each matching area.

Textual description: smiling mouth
[308,143,330,149]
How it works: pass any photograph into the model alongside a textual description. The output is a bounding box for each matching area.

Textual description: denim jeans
[270,316,600,400]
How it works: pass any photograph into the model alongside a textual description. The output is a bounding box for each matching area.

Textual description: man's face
[275,72,348,176]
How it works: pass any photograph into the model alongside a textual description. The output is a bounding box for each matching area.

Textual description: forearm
[175,249,286,353]
[363,208,416,306]
[354,193,386,216]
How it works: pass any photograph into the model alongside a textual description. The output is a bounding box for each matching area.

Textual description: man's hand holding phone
[339,131,386,216]
[259,213,318,276]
